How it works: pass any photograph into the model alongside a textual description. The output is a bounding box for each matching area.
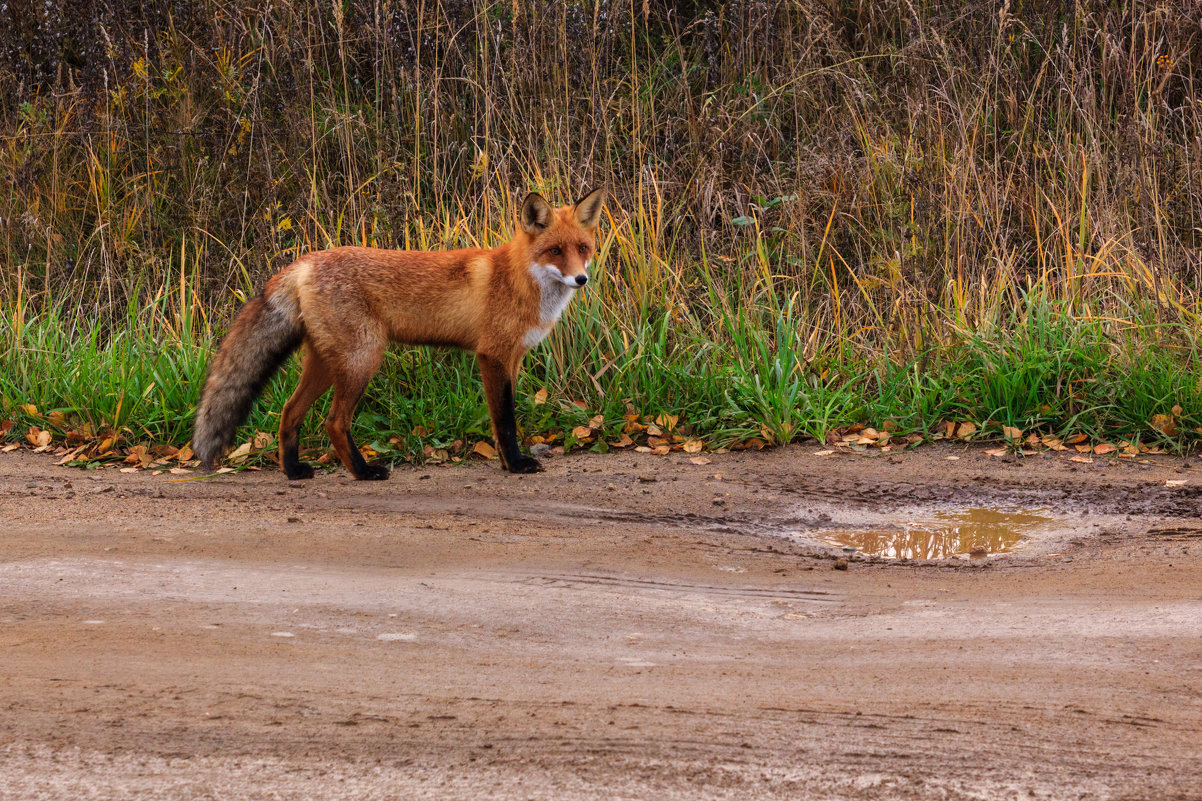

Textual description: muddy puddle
[818,507,1055,560]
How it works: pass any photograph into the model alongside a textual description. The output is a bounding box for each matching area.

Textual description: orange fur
[193,189,604,480]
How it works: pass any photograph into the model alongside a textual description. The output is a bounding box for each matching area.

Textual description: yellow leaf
[571,425,594,440]
[533,388,548,405]
[611,433,634,448]
[650,445,671,455]
[19,403,38,416]
[471,441,498,460]
[655,414,679,430]
[683,439,703,453]
[1151,414,1178,436]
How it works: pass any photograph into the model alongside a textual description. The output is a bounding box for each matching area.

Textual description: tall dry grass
[1,1,1201,456]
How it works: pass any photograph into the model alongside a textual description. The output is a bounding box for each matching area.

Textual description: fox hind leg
[278,345,333,480]
[325,346,390,481]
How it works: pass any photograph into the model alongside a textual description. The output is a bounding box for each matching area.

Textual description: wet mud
[1,444,1201,800]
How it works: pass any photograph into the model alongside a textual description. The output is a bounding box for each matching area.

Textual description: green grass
[3,266,1199,466]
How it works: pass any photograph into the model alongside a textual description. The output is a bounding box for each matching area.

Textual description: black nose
[575,275,588,286]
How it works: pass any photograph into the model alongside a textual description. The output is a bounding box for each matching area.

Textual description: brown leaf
[253,431,274,450]
[175,445,194,462]
[882,420,899,433]
[634,445,652,453]
[655,414,679,430]
[471,441,498,460]
[0,419,13,436]
[1171,404,1184,417]
[571,425,594,440]
[645,423,664,437]
[588,414,605,430]
[957,421,978,439]
[861,427,879,441]
[1093,443,1116,455]
[683,440,703,453]
[744,438,767,450]
[1002,425,1022,441]
[689,456,711,465]
[1075,444,1092,453]
[611,433,634,448]
[646,435,669,447]
[19,403,38,417]
[533,388,548,405]
[26,427,51,447]
[984,447,1008,457]
[411,425,429,437]
[571,399,588,410]
[227,441,253,463]
[1065,433,1088,445]
[1068,455,1092,463]
[650,445,671,455]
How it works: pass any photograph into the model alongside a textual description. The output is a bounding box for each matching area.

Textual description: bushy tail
[193,290,304,471]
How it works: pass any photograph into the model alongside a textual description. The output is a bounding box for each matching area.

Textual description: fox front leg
[477,353,542,474]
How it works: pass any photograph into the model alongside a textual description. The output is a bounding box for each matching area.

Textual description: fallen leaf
[650,445,671,455]
[412,425,429,437]
[1065,433,1088,445]
[471,441,498,460]
[571,399,588,410]
[945,456,960,461]
[175,445,194,462]
[1,443,18,452]
[957,422,978,439]
[571,425,594,440]
[19,403,37,416]
[227,441,252,463]
[253,431,274,450]
[588,414,604,430]
[645,424,664,437]
[1002,425,1023,441]
[120,467,138,473]
[655,414,679,430]
[683,440,703,453]
[1093,443,1116,455]
[216,467,235,474]
[984,447,1008,457]
[0,419,12,436]
[1151,413,1178,436]
[1068,456,1092,463]
[169,467,192,474]
[611,433,634,448]
[533,388,548,405]
[689,456,711,465]
[1166,479,1187,487]
[1075,444,1092,453]
[813,450,834,456]
[647,435,670,447]
[1171,404,1184,417]
[634,446,652,453]
[25,427,51,448]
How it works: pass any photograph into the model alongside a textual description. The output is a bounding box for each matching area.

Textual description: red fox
[193,188,605,480]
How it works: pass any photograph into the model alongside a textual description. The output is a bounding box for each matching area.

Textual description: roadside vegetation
[2,1,1200,470]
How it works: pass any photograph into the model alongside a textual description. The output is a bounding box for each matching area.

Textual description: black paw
[356,463,391,481]
[284,462,315,480]
[506,455,543,474]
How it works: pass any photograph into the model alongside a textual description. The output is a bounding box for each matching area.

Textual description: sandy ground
[1,444,1201,800]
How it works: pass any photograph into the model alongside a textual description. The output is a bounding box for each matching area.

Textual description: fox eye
[548,246,562,256]
[577,245,588,255]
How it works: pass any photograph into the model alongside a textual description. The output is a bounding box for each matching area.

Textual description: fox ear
[520,193,553,234]
[573,188,605,229]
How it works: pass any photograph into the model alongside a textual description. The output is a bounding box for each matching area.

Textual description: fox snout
[541,262,588,288]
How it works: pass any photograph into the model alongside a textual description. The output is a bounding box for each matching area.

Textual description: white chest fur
[525,263,578,348]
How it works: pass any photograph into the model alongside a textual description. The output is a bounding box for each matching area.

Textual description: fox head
[518,188,605,289]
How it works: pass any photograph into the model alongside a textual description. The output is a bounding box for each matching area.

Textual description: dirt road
[1,445,1200,800]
